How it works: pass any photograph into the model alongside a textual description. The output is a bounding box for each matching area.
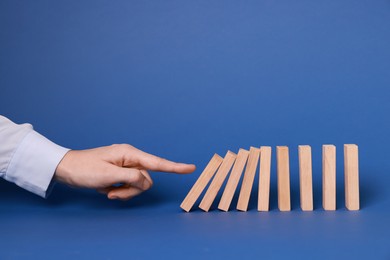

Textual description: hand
[54,144,196,200]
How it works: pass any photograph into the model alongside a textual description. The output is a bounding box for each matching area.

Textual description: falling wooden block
[237,147,260,211]
[277,146,291,211]
[180,154,223,212]
[298,145,313,211]
[258,146,272,211]
[344,144,359,210]
[323,145,336,210]
[199,151,237,212]
[218,149,249,211]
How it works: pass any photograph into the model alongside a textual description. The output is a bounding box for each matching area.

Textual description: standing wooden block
[344,144,359,210]
[199,151,237,212]
[277,146,291,211]
[298,145,313,211]
[218,149,249,211]
[258,146,272,211]
[323,145,336,210]
[237,147,260,211]
[180,154,223,212]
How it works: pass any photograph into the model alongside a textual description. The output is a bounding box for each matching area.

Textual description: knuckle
[111,144,134,152]
[155,157,165,168]
[156,157,174,171]
[129,171,142,183]
[121,144,133,149]
[143,180,152,190]
[110,144,121,149]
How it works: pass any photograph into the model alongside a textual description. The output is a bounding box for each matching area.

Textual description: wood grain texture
[258,146,272,211]
[298,145,313,211]
[180,154,223,212]
[237,147,260,211]
[199,151,237,212]
[218,149,249,212]
[344,144,359,210]
[277,146,291,211]
[323,145,336,210]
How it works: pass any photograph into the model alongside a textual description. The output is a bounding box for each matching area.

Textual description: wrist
[54,150,73,184]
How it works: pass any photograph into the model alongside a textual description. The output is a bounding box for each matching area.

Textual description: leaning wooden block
[344,144,359,210]
[298,145,313,211]
[218,149,249,211]
[180,154,223,212]
[199,151,237,212]
[258,146,272,211]
[237,147,260,211]
[277,146,291,211]
[323,145,336,210]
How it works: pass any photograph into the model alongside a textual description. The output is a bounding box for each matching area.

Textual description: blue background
[1,0,389,259]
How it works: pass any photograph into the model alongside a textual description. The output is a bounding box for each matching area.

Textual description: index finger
[135,150,196,174]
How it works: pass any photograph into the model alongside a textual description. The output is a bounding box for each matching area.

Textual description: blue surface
[1,0,390,259]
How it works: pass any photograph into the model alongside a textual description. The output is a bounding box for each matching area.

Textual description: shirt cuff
[5,130,70,198]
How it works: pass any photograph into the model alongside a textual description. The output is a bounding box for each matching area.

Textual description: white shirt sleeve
[0,115,70,198]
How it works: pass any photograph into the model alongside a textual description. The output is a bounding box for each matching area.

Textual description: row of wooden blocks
[180,144,359,212]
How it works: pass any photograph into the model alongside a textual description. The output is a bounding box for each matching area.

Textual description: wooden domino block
[237,147,260,211]
[298,145,313,211]
[218,149,249,211]
[277,146,291,211]
[258,146,272,211]
[323,145,336,210]
[180,154,223,212]
[199,151,237,212]
[344,144,359,210]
